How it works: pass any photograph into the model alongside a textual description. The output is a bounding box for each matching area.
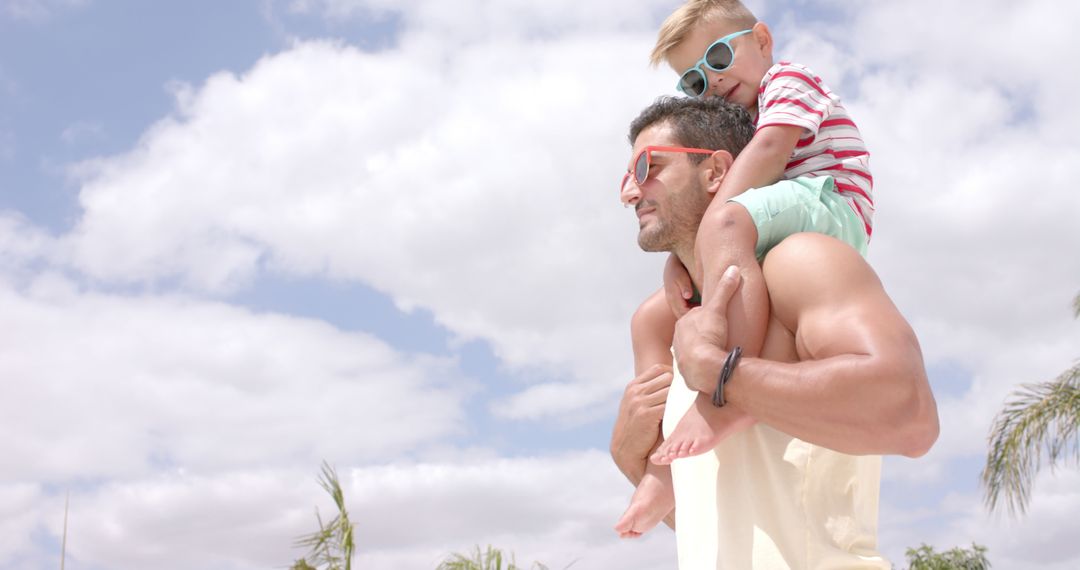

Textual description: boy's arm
[713,124,803,202]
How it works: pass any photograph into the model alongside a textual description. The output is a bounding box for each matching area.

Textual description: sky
[1,0,1078,568]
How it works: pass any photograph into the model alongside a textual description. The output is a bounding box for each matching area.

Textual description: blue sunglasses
[676,29,752,98]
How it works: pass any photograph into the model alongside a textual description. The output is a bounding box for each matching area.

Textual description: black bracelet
[711,346,743,408]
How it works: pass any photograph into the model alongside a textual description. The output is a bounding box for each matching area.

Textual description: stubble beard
[636,183,709,255]
[637,202,674,253]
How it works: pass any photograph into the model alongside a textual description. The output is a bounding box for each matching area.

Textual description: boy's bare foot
[651,393,756,465]
[614,468,674,539]
[650,393,721,465]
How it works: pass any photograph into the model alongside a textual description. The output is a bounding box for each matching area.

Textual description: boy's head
[652,1,774,115]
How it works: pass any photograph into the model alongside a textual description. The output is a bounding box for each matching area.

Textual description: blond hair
[650,0,758,67]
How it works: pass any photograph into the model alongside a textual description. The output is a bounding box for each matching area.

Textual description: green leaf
[292,461,356,570]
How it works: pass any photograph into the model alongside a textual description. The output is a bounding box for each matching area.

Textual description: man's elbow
[899,405,939,458]
[890,374,940,458]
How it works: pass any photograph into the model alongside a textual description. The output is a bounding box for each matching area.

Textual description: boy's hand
[662,253,696,319]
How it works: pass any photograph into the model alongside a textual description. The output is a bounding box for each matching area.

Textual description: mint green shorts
[728,175,868,260]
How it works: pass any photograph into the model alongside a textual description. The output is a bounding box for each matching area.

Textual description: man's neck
[673,242,699,291]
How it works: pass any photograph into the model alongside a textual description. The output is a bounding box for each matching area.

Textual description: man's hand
[663,253,696,319]
[673,265,742,393]
[611,364,673,484]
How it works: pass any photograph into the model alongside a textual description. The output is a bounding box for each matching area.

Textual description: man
[610,96,939,568]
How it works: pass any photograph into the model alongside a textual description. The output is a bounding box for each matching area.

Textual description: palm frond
[293,461,356,570]
[981,363,1080,516]
[436,545,550,570]
[60,491,69,570]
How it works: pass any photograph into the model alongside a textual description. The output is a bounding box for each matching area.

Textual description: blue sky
[0,1,397,227]
[1,1,1079,569]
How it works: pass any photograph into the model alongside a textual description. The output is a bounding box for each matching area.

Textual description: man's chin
[637,232,669,253]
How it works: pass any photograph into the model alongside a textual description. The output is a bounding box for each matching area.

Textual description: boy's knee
[699,202,757,249]
[704,201,754,231]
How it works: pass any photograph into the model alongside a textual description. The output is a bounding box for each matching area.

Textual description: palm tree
[292,461,356,570]
[436,545,549,570]
[902,541,989,565]
[904,543,990,570]
[981,292,1080,516]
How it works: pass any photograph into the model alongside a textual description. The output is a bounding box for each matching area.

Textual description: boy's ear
[752,21,773,59]
[703,150,735,195]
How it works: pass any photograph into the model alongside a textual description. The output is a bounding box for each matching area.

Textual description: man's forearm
[683,345,938,457]
[611,432,656,486]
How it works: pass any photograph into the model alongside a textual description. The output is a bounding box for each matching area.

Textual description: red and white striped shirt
[756,62,874,238]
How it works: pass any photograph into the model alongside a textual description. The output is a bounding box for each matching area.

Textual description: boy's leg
[614,456,676,538]
[694,201,768,358]
[655,202,766,459]
[651,392,756,464]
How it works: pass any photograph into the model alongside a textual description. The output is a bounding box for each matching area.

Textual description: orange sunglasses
[620,145,716,193]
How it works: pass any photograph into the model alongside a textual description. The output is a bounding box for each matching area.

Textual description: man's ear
[752,21,773,60]
[703,149,735,195]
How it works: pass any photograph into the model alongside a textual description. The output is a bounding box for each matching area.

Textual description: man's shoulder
[763,232,867,274]
[761,233,880,322]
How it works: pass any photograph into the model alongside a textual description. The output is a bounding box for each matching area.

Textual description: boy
[615,0,873,537]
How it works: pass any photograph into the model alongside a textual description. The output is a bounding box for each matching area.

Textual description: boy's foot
[614,470,675,539]
[650,395,721,465]
[651,392,760,465]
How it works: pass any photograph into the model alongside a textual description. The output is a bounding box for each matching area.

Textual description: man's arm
[611,289,674,484]
[675,233,939,457]
[611,290,677,530]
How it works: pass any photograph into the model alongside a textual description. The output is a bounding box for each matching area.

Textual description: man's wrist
[719,356,755,411]
[711,346,743,407]
[611,441,649,485]
[681,344,728,393]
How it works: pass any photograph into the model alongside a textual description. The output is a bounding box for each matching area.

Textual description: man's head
[621,96,754,254]
[652,1,774,115]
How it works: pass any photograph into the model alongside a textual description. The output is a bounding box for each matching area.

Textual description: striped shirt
[757,62,874,238]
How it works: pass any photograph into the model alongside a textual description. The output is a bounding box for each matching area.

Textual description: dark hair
[628,96,755,164]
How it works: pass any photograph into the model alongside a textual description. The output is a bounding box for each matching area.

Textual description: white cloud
[836,3,1080,474]
[3,0,1079,566]
[0,483,41,565]
[10,453,674,570]
[881,469,1080,569]
[0,212,53,267]
[54,1,1080,431]
[60,30,675,420]
[0,265,470,483]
